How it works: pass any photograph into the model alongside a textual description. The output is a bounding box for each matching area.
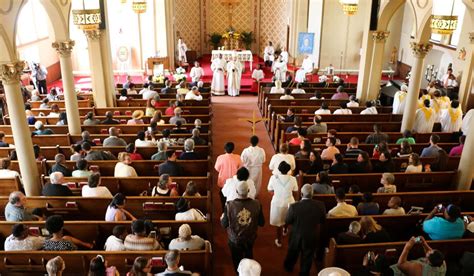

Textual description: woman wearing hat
[127,110,145,125]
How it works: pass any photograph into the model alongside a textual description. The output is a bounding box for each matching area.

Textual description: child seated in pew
[357,193,380,216]
[118,89,128,101]
[377,173,397,193]
[182,181,201,197]
[128,256,153,276]
[382,196,406,215]
[126,143,144,160]
[46,256,66,276]
[44,215,94,251]
[104,225,128,251]
[151,174,179,197]
[88,255,119,276]
[72,159,93,178]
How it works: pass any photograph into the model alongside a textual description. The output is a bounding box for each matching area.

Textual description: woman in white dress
[269,143,295,175]
[267,161,298,248]
[114,152,138,177]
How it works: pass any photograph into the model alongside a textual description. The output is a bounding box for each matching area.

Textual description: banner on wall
[298,32,315,55]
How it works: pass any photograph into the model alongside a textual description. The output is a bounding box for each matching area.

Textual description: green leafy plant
[240,31,255,50]
[209,33,222,50]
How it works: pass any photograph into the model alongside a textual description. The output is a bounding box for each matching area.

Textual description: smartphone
[437,204,443,211]
[149,230,157,239]
[464,215,470,224]
[414,236,422,243]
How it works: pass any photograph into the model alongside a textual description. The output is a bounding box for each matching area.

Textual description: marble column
[84,29,115,108]
[52,40,81,135]
[366,31,390,101]
[456,115,474,190]
[458,32,474,112]
[0,61,41,196]
[356,28,375,101]
[401,42,432,132]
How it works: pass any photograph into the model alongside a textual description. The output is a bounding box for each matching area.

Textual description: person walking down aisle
[215,142,242,210]
[241,135,266,196]
[284,184,326,276]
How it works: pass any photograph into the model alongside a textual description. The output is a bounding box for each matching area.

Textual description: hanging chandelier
[340,0,358,16]
[72,1,101,31]
[132,0,147,13]
[431,0,458,35]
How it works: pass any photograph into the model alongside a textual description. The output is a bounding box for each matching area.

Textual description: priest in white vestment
[295,68,306,83]
[461,109,474,134]
[190,61,204,84]
[272,57,287,82]
[413,100,436,133]
[280,47,289,64]
[210,55,226,96]
[440,101,463,133]
[226,57,241,97]
[177,38,188,63]
[241,136,266,196]
[392,85,408,114]
[264,41,275,66]
[302,55,314,73]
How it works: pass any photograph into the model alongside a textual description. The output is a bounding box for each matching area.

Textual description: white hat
[237,258,261,276]
[34,120,43,129]
[318,267,350,276]
[178,224,192,238]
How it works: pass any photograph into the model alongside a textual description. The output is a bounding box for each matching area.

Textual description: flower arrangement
[222,31,241,40]
[153,74,165,84]
[173,67,187,83]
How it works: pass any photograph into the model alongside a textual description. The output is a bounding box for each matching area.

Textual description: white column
[0,62,41,196]
[366,31,389,101]
[356,29,375,101]
[456,115,474,190]
[458,32,474,112]
[84,30,110,108]
[52,40,81,135]
[401,42,432,132]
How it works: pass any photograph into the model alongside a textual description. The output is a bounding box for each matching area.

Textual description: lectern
[147,57,169,75]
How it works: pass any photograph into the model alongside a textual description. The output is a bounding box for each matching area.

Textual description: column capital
[469,32,474,44]
[410,42,433,58]
[0,61,25,85]
[372,31,390,43]
[52,40,75,57]
[84,30,102,40]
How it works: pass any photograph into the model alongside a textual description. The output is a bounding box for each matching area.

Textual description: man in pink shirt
[449,135,465,157]
[331,86,349,100]
[321,137,340,160]
[215,142,242,209]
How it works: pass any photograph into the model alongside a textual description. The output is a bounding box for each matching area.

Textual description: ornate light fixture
[431,0,458,35]
[72,0,101,31]
[132,0,147,13]
[121,0,127,3]
[339,0,358,16]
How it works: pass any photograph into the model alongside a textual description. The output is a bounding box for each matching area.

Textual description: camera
[414,236,422,243]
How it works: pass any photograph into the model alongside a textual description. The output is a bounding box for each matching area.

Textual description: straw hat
[131,110,144,120]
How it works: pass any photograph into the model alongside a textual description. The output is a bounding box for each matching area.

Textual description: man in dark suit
[284,184,326,276]
[100,111,120,124]
[161,80,172,94]
[158,150,183,176]
[49,154,72,177]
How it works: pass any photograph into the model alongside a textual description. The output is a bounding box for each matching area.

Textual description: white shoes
[274,239,282,248]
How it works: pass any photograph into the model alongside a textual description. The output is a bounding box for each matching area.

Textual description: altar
[211,50,253,71]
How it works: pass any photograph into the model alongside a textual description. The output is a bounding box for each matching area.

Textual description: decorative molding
[372,31,390,43]
[52,40,75,57]
[410,42,433,58]
[416,0,428,9]
[84,30,102,40]
[0,0,14,15]
[0,61,25,85]
[470,32,474,44]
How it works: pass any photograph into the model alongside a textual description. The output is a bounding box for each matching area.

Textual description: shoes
[274,239,282,248]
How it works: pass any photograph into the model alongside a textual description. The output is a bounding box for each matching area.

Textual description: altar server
[280,47,289,64]
[440,100,463,133]
[177,38,188,63]
[211,54,226,96]
[392,85,408,114]
[190,61,204,84]
[413,99,436,133]
[272,56,287,82]
[301,55,314,73]
[264,41,275,67]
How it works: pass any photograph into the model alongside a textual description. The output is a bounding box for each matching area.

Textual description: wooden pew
[41,175,211,196]
[116,99,210,107]
[0,176,21,196]
[29,99,91,109]
[0,194,211,221]
[0,250,211,275]
[324,238,474,273]
[288,143,458,155]
[94,106,211,116]
[298,171,457,193]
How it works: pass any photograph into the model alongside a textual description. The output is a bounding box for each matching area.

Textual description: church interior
[0,0,474,275]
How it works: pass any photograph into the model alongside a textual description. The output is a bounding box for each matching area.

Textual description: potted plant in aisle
[240,31,255,50]
[209,33,222,50]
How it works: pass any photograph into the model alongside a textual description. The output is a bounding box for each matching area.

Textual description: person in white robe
[439,100,463,133]
[222,178,257,202]
[226,57,241,97]
[426,81,436,95]
[240,136,266,196]
[392,84,408,114]
[360,101,378,115]
[189,61,204,83]
[269,144,295,175]
[413,99,436,133]
[301,55,314,73]
[439,91,451,109]
[251,64,264,82]
[210,54,226,96]
[461,109,474,134]
[291,83,305,94]
[270,80,285,94]
[280,47,289,64]
[295,68,306,83]
[430,91,443,123]
[272,57,287,82]
[264,41,275,66]
[177,38,188,63]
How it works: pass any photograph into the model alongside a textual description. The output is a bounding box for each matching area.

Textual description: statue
[390,46,398,64]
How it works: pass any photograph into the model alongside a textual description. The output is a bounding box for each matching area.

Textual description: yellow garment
[432,98,441,114]
[420,107,433,121]
[448,107,462,123]
[418,94,431,108]
[398,92,406,102]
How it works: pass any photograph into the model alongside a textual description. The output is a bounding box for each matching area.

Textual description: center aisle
[210,95,311,275]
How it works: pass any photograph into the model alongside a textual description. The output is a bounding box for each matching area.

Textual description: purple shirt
[331,92,349,100]
[449,144,463,156]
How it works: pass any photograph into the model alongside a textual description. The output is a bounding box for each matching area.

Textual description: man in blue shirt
[420,134,442,158]
[423,204,465,240]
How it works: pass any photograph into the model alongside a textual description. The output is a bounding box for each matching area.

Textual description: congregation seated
[135,131,156,147]
[294,139,311,159]
[47,104,61,118]
[114,152,138,177]
[309,90,324,100]
[360,101,378,115]
[312,171,334,194]
[76,130,96,146]
[315,102,331,115]
[321,137,340,161]
[169,223,205,251]
[159,129,178,146]
[344,137,363,158]
[175,197,206,221]
[347,95,359,107]
[333,102,352,115]
[151,141,168,161]
[44,215,93,250]
[270,80,284,94]
[0,157,21,179]
[126,143,144,160]
[170,107,187,125]
[331,86,349,100]
[42,172,73,196]
[82,173,113,198]
[0,131,10,147]
[307,115,327,134]
[172,121,190,134]
[104,225,128,251]
[286,116,303,135]
[396,129,416,144]
[5,191,38,222]
[104,127,127,147]
[127,110,145,125]
[349,151,372,173]
[100,111,120,125]
[357,192,380,215]
[156,250,196,275]
[88,255,119,275]
[32,121,53,135]
[82,142,116,161]
[4,223,45,251]
[72,159,92,178]
[105,193,137,222]
[124,219,162,250]
[50,153,72,177]
[178,139,199,160]
[291,83,306,94]
[405,153,422,173]
[359,216,391,243]
[304,150,323,174]
[185,86,203,101]
[191,128,207,145]
[382,196,406,215]
[336,221,362,245]
[376,173,396,193]
[420,134,442,158]
[397,140,413,158]
[365,124,388,145]
[278,107,295,123]
[422,204,465,240]
[151,174,179,196]
[449,135,465,157]
[329,153,349,174]
[373,150,395,173]
[46,256,66,275]
[159,150,183,176]
[183,181,201,197]
[83,111,100,126]
[327,188,358,217]
[280,89,294,100]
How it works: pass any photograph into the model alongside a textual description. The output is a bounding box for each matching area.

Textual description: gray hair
[54,153,65,164]
[157,141,167,152]
[164,250,180,267]
[82,131,90,140]
[382,173,395,184]
[194,119,202,126]
[184,139,195,152]
[301,183,312,199]
[192,128,200,137]
[348,221,361,234]
[50,172,64,184]
[9,191,24,204]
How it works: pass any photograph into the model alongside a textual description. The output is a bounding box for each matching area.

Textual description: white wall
[308,0,323,67]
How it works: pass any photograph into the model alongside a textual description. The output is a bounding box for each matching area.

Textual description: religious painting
[298,32,315,55]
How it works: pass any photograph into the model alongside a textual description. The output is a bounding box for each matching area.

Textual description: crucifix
[220,0,241,27]
[238,110,269,136]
